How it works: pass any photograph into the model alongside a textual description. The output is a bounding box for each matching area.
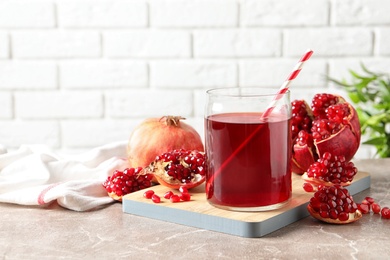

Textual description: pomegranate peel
[291,94,361,174]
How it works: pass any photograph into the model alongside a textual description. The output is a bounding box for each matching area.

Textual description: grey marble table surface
[1,158,389,259]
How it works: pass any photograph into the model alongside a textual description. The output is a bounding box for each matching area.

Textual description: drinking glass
[204,87,292,211]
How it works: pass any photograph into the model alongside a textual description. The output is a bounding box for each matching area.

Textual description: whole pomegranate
[145,149,206,189]
[291,93,361,174]
[127,116,204,168]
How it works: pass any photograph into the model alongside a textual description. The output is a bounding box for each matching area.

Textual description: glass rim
[206,87,290,98]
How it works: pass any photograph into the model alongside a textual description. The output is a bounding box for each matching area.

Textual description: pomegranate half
[307,185,362,224]
[145,149,206,190]
[127,116,204,168]
[291,93,361,174]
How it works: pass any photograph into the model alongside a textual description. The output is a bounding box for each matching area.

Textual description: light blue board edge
[122,174,371,238]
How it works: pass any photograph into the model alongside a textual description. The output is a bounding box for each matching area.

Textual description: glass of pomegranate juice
[204,87,292,211]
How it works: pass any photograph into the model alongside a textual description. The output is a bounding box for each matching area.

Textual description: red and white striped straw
[261,49,313,119]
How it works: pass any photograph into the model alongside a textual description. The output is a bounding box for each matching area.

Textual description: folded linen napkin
[0,141,130,211]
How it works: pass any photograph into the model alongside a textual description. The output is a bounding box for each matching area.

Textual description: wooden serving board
[122,171,371,238]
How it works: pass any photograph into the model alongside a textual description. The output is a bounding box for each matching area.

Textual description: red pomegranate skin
[127,116,204,168]
[291,94,361,174]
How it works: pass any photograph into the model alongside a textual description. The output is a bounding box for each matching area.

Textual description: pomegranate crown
[160,116,186,126]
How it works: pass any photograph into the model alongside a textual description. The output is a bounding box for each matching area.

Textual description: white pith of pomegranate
[302,152,358,187]
[127,116,204,169]
[291,93,361,174]
[307,185,362,224]
[102,167,153,201]
[145,149,205,189]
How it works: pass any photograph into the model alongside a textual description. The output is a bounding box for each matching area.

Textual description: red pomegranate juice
[205,112,292,209]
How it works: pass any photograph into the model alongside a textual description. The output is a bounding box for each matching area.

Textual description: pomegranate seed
[364,196,375,204]
[143,190,155,199]
[180,193,191,201]
[179,186,189,194]
[358,203,370,214]
[381,207,390,219]
[163,191,174,199]
[170,194,181,203]
[151,194,161,203]
[303,182,314,192]
[338,212,349,222]
[372,203,381,214]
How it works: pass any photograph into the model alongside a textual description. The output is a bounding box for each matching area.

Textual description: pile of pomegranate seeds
[155,149,205,184]
[306,152,358,185]
[102,167,153,201]
[291,100,312,141]
[143,186,192,204]
[311,93,339,118]
[308,185,361,224]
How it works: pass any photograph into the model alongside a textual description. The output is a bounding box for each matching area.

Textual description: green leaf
[365,114,386,126]
[363,137,386,145]
[366,124,385,134]
[348,92,360,103]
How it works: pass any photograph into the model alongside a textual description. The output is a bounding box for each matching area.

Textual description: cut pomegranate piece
[145,149,205,189]
[291,93,361,174]
[103,167,154,201]
[307,185,362,224]
[302,152,358,187]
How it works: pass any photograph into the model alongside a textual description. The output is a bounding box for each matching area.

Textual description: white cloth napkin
[0,141,130,211]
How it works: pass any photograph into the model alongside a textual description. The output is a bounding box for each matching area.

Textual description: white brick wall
[13,31,101,58]
[0,32,8,58]
[104,30,191,58]
[57,1,148,28]
[150,0,238,27]
[60,60,148,88]
[0,0,389,159]
[0,61,57,89]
